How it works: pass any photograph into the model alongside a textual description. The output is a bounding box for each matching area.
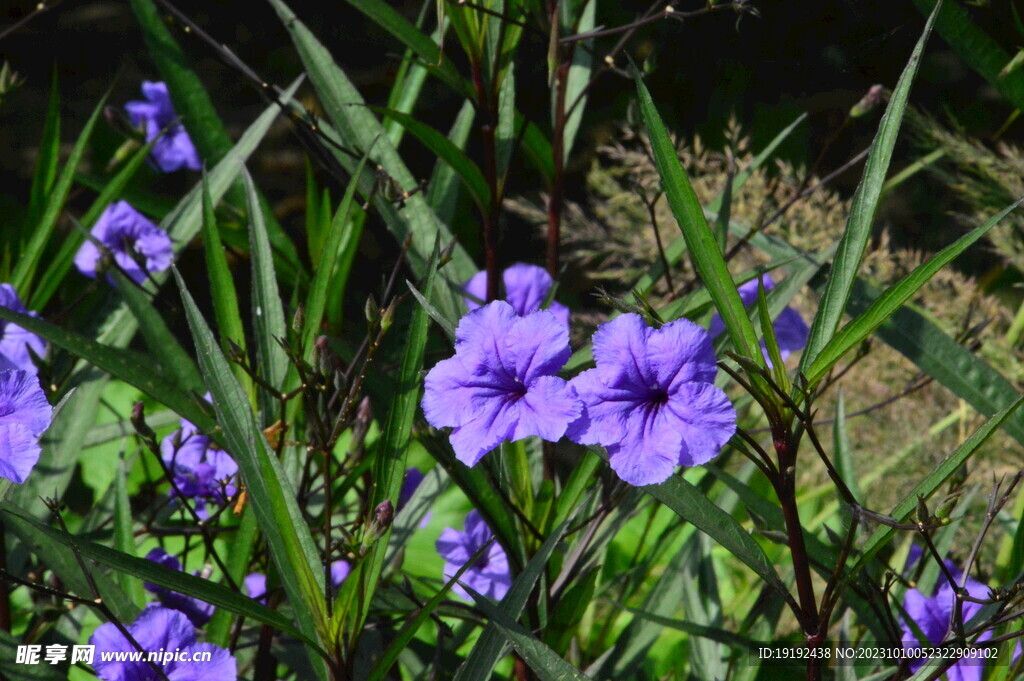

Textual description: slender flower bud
[365,294,380,326]
[292,303,305,333]
[380,299,397,333]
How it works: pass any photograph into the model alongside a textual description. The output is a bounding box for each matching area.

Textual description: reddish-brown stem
[547,60,570,277]
[472,57,501,301]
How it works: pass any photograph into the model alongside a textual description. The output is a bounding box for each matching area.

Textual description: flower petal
[436,527,472,565]
[647,318,717,389]
[590,314,654,389]
[510,375,580,442]
[452,301,518,373]
[607,406,683,486]
[668,382,736,467]
[566,368,634,446]
[773,306,809,356]
[502,263,552,316]
[448,399,518,467]
[0,423,41,485]
[505,310,571,383]
[168,643,237,681]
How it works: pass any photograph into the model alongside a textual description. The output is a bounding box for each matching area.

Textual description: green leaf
[302,152,371,358]
[173,268,329,676]
[3,507,327,654]
[244,168,288,418]
[799,3,939,374]
[26,69,61,226]
[468,591,594,681]
[844,395,1024,582]
[343,0,472,98]
[372,106,490,211]
[205,509,259,647]
[642,470,788,597]
[0,631,66,681]
[832,389,861,504]
[113,458,146,608]
[201,175,248,375]
[267,0,475,321]
[30,133,160,311]
[350,241,441,635]
[804,197,1021,385]
[561,0,594,163]
[12,91,107,293]
[911,0,1024,112]
[130,0,303,277]
[365,531,488,681]
[453,519,576,681]
[632,63,763,369]
[0,307,214,432]
[428,101,475,225]
[519,114,555,187]
[632,113,808,297]
[4,503,138,624]
[110,267,203,393]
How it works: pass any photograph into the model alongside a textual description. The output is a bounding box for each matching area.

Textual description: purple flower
[436,510,511,601]
[143,548,214,627]
[399,467,431,527]
[421,301,581,467]
[709,274,809,362]
[90,605,236,681]
[0,285,45,375]
[0,369,52,484]
[75,201,174,285]
[900,572,991,681]
[330,560,350,589]
[160,401,238,519]
[464,263,570,327]
[125,81,201,173]
[567,314,736,486]
[244,573,267,603]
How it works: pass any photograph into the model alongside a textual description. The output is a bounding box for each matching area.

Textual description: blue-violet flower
[709,273,809,361]
[0,369,52,484]
[0,284,45,374]
[900,571,991,681]
[567,314,736,486]
[436,510,511,601]
[75,201,173,285]
[160,401,238,519]
[90,605,236,681]
[125,81,201,173]
[422,301,580,467]
[143,548,214,627]
[464,263,569,327]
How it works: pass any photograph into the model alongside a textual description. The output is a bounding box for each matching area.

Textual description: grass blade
[799,3,939,374]
[844,395,1024,582]
[173,268,329,676]
[632,63,763,368]
[0,307,213,433]
[453,519,575,681]
[12,91,107,293]
[804,197,1021,385]
[243,167,288,418]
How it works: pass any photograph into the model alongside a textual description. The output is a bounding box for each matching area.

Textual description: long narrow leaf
[799,3,939,372]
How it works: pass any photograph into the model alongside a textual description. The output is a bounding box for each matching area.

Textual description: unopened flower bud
[226,338,245,363]
[313,335,331,376]
[365,294,380,326]
[373,500,394,535]
[915,495,930,524]
[292,303,305,333]
[850,85,887,118]
[380,299,397,333]
[439,240,457,267]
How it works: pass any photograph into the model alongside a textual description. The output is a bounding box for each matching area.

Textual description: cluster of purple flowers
[422,263,808,597]
[423,262,757,487]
